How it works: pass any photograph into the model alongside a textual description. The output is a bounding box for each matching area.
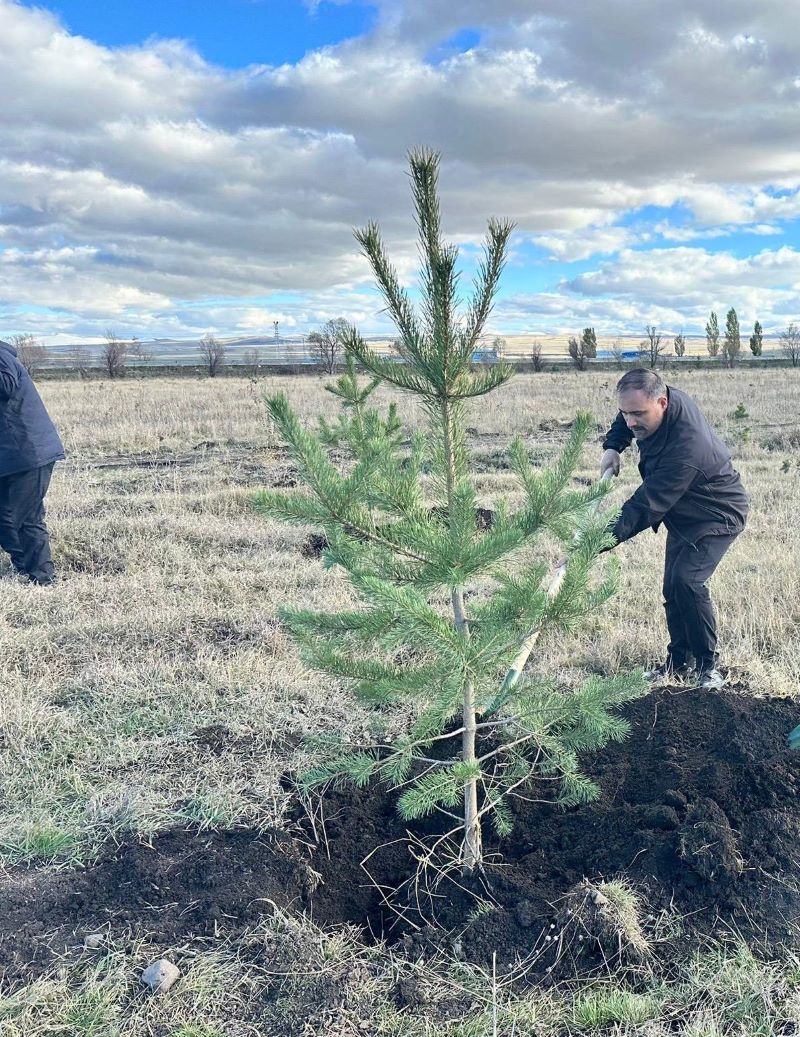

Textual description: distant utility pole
[273,321,279,342]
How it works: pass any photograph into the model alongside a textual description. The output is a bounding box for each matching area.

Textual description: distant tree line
[562,310,798,371]
[7,311,800,381]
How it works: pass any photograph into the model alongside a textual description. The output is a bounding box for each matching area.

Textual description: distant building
[596,349,639,360]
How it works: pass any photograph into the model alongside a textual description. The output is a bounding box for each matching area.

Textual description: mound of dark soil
[1,687,798,988]
[302,686,800,967]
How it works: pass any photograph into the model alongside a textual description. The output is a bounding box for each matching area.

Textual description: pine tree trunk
[442,399,482,873]
[452,588,482,872]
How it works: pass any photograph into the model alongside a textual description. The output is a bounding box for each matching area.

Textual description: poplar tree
[581,327,598,358]
[255,150,644,874]
[567,329,596,371]
[705,311,720,357]
[749,321,763,357]
[723,308,741,366]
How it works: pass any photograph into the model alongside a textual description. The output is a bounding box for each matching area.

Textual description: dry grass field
[0,367,799,1035]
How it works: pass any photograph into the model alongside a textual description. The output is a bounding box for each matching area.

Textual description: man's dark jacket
[0,340,64,477]
[603,385,748,547]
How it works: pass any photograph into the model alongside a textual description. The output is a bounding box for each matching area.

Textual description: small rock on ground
[141,959,181,993]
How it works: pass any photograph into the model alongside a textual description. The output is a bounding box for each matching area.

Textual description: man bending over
[601,369,748,690]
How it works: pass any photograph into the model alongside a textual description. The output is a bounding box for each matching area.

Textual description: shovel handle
[488,465,619,712]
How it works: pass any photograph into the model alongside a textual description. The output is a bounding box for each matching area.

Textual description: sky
[1,0,800,345]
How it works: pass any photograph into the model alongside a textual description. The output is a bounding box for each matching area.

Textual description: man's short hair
[616,368,667,399]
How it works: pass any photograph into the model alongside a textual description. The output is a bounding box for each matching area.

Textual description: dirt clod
[514,900,536,927]
[556,879,650,965]
[300,532,330,558]
[679,798,743,882]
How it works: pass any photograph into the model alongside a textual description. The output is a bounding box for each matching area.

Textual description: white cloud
[2,0,800,340]
[532,225,635,261]
[557,245,800,331]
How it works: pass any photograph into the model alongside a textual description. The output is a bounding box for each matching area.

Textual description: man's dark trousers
[0,463,56,584]
[663,531,738,671]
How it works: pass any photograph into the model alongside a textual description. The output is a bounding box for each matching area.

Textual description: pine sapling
[255,149,645,874]
[316,350,403,453]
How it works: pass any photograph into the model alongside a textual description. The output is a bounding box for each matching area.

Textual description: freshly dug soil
[1,687,798,987]
[0,829,314,987]
[303,686,800,969]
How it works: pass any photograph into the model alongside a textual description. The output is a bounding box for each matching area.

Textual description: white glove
[600,448,621,478]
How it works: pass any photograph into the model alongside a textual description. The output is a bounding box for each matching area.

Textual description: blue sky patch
[29,0,377,67]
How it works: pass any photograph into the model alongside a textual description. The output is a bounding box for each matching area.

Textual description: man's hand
[600,449,621,478]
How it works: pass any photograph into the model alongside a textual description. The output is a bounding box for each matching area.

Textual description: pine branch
[397,761,481,819]
[353,224,426,364]
[463,216,515,351]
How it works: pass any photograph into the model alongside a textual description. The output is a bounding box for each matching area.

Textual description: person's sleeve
[607,462,699,547]
[602,411,634,453]
[0,351,20,401]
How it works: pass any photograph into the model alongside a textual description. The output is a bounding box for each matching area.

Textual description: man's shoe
[25,570,56,586]
[644,661,693,684]
[697,667,725,690]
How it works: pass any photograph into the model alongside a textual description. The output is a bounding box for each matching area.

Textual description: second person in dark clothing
[0,339,64,585]
[600,368,748,689]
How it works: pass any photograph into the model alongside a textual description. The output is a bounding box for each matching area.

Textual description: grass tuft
[571,986,663,1027]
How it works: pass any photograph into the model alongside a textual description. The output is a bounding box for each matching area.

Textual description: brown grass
[0,368,797,1033]
[2,368,797,860]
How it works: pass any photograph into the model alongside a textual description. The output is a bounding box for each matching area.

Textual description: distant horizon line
[8,330,783,350]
